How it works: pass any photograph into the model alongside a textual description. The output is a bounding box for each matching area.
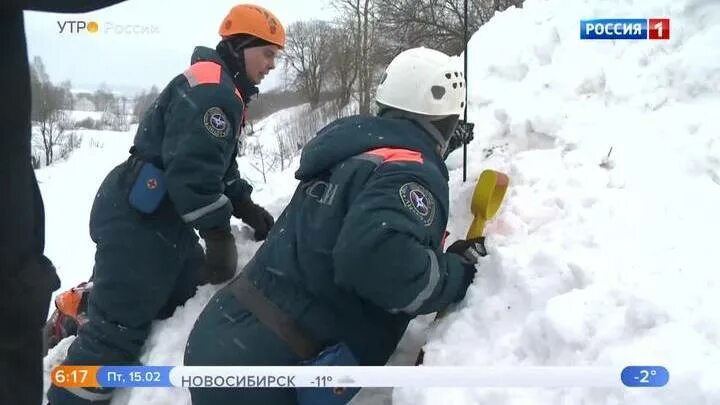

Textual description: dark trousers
[0,256,59,405]
[47,163,204,405]
[185,288,302,405]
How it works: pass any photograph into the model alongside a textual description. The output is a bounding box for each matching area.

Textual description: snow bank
[398,0,720,403]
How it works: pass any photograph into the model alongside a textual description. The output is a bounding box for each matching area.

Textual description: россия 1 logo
[580,18,670,40]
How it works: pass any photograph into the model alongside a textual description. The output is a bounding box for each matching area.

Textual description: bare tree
[324,0,523,115]
[376,0,524,56]
[58,132,83,161]
[29,56,49,111]
[93,83,117,113]
[30,57,72,119]
[327,22,358,115]
[248,143,278,184]
[133,85,160,123]
[118,96,129,130]
[280,103,339,155]
[59,80,74,110]
[30,57,73,166]
[283,20,333,109]
[37,110,72,166]
[274,127,293,171]
[333,0,382,115]
[31,155,42,169]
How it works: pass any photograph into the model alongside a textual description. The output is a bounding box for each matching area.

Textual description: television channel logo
[580,18,670,40]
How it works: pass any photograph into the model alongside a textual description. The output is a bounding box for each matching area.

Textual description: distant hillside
[247,89,341,121]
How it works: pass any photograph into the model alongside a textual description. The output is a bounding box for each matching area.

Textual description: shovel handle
[466,218,486,241]
[415,169,510,366]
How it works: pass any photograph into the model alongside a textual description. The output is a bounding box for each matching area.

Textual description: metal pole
[462,0,469,182]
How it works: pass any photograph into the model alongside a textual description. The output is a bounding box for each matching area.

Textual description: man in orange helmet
[47,4,284,404]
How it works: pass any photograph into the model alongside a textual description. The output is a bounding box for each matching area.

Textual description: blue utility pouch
[128,161,167,214]
[296,342,361,405]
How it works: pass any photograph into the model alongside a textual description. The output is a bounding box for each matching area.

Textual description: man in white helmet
[184,46,483,405]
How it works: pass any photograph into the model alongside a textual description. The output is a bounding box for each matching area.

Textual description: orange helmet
[219,4,285,48]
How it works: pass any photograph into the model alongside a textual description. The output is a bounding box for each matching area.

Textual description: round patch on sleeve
[203,107,229,138]
[399,182,436,227]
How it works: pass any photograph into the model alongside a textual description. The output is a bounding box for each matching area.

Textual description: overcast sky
[24,0,336,95]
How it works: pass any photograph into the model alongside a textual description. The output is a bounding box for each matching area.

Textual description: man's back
[239,115,459,365]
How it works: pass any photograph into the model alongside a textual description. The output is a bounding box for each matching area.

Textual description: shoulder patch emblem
[203,107,228,138]
[399,182,436,227]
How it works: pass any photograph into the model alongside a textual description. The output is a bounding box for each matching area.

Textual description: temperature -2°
[621,366,669,387]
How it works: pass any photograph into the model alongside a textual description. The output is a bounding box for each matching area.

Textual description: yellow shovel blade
[414,168,510,366]
[466,170,509,239]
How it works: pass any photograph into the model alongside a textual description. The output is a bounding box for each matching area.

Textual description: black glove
[446,237,486,302]
[444,120,475,158]
[232,198,275,241]
[446,236,487,264]
[199,227,237,284]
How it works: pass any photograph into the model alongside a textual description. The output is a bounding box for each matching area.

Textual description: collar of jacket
[215,42,259,102]
[296,115,450,182]
[189,46,258,103]
[378,109,450,155]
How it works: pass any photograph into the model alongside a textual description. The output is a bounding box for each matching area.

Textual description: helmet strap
[216,40,259,100]
[379,107,458,156]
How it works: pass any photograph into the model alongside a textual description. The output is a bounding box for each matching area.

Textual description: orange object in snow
[54,282,92,321]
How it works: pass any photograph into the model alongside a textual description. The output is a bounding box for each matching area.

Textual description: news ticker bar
[51,366,669,389]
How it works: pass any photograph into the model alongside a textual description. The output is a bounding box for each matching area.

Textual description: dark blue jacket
[242,115,471,365]
[132,46,252,231]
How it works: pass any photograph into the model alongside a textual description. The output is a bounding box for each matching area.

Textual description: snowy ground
[40,0,720,403]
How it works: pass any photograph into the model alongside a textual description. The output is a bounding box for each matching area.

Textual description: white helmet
[375,47,465,118]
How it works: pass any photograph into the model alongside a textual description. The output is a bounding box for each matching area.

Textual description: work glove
[446,237,487,302]
[199,227,238,284]
[444,120,475,159]
[232,198,275,241]
[446,236,487,263]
